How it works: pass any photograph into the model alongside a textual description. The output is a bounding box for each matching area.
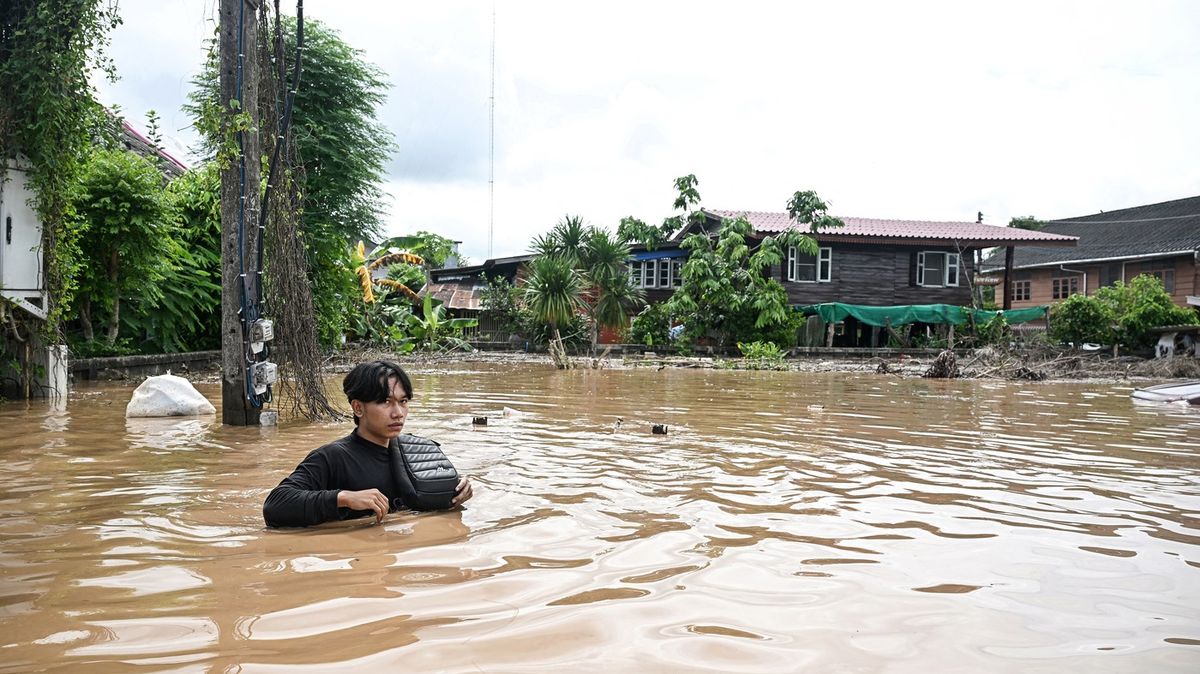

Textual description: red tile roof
[705,209,1078,246]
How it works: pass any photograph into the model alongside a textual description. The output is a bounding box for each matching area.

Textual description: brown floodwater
[1,363,1199,673]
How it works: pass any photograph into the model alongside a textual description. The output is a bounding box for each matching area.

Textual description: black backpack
[389,434,460,511]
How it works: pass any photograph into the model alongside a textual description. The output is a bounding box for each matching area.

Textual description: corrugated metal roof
[422,281,484,311]
[706,209,1078,244]
[980,195,1200,269]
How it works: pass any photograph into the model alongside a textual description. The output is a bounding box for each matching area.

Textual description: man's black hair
[342,360,414,426]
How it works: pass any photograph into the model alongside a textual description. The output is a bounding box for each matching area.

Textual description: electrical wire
[232,0,304,408]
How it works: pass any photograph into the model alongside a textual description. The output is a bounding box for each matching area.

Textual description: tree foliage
[658,180,840,348]
[1047,293,1116,346]
[1096,275,1198,348]
[1009,215,1045,231]
[70,147,174,346]
[1049,274,1197,349]
[66,152,222,355]
[528,216,646,357]
[616,174,703,251]
[187,16,396,345]
[629,303,672,346]
[0,0,122,339]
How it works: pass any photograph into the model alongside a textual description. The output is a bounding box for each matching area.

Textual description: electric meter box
[253,361,278,386]
[250,318,274,343]
[0,162,47,318]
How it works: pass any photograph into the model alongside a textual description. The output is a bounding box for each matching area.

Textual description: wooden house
[687,209,1077,306]
[981,195,1200,309]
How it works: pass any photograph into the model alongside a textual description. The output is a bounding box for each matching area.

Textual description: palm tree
[524,254,585,368]
[527,216,649,364]
[581,228,645,353]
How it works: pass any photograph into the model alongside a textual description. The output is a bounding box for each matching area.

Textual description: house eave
[980,249,1196,273]
[813,234,1078,248]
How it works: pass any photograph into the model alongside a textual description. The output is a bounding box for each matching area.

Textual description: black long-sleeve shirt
[262,430,404,527]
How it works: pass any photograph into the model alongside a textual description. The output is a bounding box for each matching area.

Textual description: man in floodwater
[262,360,473,527]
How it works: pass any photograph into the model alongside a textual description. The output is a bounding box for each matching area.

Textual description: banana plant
[403,294,479,352]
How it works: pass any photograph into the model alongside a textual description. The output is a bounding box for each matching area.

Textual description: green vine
[0,0,122,342]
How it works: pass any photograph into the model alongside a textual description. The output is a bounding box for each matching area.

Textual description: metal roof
[705,210,1078,246]
[980,195,1200,270]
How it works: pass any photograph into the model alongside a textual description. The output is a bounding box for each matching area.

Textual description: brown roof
[422,281,484,310]
[705,209,1078,246]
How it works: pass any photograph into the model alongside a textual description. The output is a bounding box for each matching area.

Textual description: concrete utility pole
[219,0,261,425]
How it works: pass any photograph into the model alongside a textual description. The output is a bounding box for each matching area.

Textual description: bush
[1096,275,1198,349]
[629,303,671,346]
[1049,274,1198,350]
[737,340,786,369]
[1049,294,1116,345]
[964,313,1010,347]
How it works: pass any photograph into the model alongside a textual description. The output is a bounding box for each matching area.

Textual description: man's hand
[338,488,389,523]
[451,477,474,507]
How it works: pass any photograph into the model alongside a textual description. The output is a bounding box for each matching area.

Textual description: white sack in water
[125,373,216,418]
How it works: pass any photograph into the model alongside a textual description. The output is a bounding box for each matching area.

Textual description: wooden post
[947,323,955,349]
[1002,245,1015,310]
[825,322,835,347]
[219,0,261,426]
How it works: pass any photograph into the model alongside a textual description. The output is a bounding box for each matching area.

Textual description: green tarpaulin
[794,302,1048,327]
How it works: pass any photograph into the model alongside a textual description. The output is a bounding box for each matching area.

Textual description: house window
[1100,264,1122,287]
[786,246,832,282]
[1140,261,1176,294]
[916,251,960,287]
[1052,275,1079,299]
[628,258,683,288]
[1012,280,1031,301]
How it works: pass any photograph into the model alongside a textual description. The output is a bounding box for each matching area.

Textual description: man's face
[355,376,409,445]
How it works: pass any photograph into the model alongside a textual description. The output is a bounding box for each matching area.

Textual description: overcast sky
[95,1,1200,264]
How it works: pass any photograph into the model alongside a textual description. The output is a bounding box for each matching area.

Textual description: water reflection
[0,365,1198,672]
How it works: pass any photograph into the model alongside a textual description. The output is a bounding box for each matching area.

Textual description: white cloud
[95,0,1200,263]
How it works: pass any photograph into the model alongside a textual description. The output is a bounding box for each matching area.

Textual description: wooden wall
[769,243,978,306]
[1002,253,1198,309]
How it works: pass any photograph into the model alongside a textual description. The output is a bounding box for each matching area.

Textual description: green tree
[1010,216,1045,231]
[480,275,529,339]
[629,303,672,346]
[187,16,396,345]
[152,163,222,352]
[1096,275,1198,349]
[616,174,703,250]
[1048,294,1116,346]
[531,217,646,356]
[70,147,174,347]
[0,1,122,334]
[523,254,585,367]
[661,183,840,348]
[1049,274,1197,349]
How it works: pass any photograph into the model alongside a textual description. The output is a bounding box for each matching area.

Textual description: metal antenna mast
[488,1,495,259]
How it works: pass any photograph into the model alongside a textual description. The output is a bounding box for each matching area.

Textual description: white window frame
[629,258,683,288]
[916,251,960,288]
[786,246,832,283]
